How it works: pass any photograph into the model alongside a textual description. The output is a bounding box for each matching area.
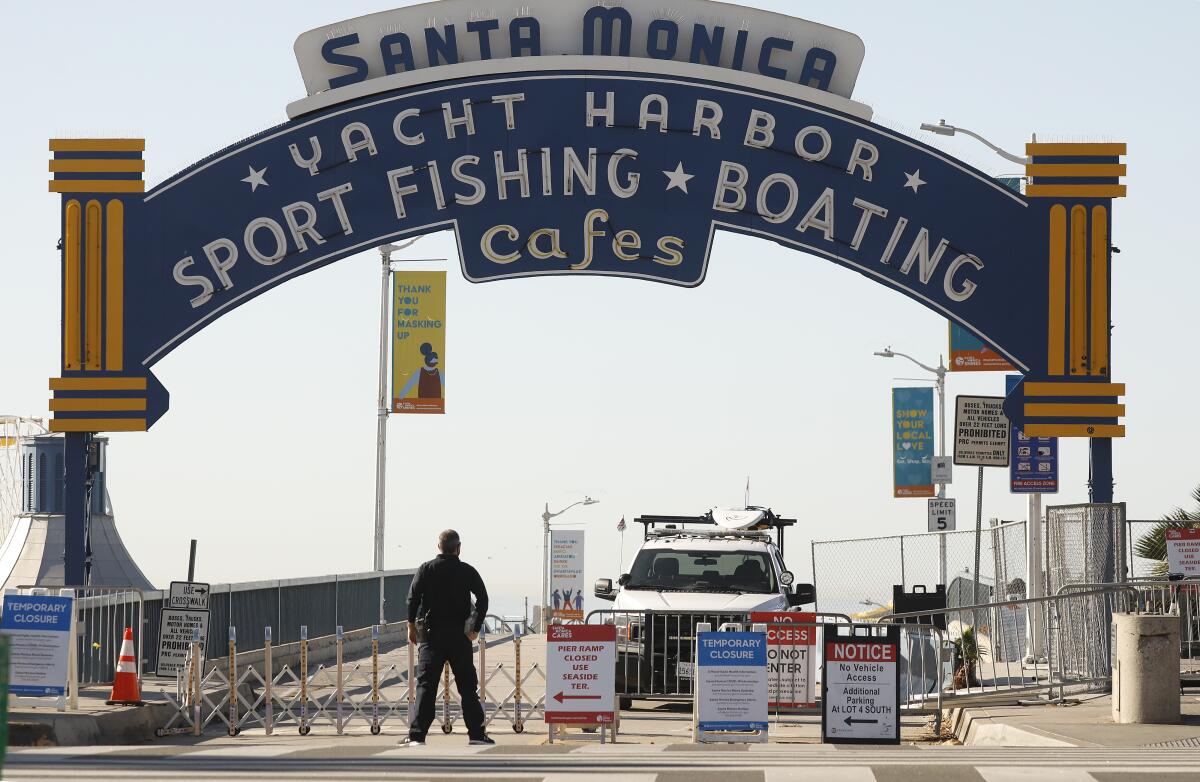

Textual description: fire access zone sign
[821,624,901,744]
[750,611,816,708]
[546,624,616,724]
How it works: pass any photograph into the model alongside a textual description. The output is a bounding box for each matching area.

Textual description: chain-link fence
[811,522,1027,617]
[1044,503,1125,594]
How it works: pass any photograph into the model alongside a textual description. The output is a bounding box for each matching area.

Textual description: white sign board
[550,530,585,622]
[1,594,74,697]
[168,581,211,610]
[156,608,209,676]
[545,624,616,724]
[751,612,816,708]
[821,628,900,744]
[696,631,768,736]
[931,456,953,484]
[953,395,1010,467]
[1167,528,1200,577]
[927,498,957,532]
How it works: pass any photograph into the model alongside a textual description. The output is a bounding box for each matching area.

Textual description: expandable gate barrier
[160,621,545,736]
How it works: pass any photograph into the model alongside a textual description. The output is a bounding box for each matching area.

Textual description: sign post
[0,593,74,708]
[821,624,901,744]
[549,530,586,622]
[694,630,768,743]
[545,624,616,743]
[750,611,816,710]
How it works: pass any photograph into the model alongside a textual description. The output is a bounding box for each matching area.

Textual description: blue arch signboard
[44,1,1127,581]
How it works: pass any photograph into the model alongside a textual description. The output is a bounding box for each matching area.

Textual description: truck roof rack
[633,508,795,556]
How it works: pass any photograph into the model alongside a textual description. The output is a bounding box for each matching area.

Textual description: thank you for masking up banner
[892,387,933,498]
[392,271,446,414]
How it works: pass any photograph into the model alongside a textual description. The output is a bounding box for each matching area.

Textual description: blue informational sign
[1,594,74,697]
[1006,374,1058,493]
[892,387,934,498]
[696,631,768,732]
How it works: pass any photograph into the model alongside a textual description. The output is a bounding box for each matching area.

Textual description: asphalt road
[7,742,1200,781]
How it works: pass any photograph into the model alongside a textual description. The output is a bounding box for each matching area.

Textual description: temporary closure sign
[546,623,616,724]
[0,594,74,697]
[750,611,816,708]
[821,625,900,744]
[954,395,1010,467]
[1167,528,1200,578]
[696,631,768,733]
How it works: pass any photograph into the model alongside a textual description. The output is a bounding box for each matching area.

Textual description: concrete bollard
[1112,613,1180,724]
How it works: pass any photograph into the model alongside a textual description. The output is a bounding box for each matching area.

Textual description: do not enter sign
[750,611,816,708]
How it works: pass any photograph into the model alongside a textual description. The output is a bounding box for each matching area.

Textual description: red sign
[546,624,616,725]
[750,611,816,708]
[826,641,898,663]
[1167,528,1200,579]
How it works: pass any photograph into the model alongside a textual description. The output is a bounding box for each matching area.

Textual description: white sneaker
[399,736,425,747]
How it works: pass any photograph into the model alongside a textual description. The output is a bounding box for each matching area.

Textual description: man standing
[401,529,494,746]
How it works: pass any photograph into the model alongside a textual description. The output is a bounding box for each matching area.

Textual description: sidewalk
[953,690,1200,747]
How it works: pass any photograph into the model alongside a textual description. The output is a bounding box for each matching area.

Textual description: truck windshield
[625,550,777,593]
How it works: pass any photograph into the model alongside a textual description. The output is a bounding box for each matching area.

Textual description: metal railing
[17,584,145,687]
[1061,578,1200,666]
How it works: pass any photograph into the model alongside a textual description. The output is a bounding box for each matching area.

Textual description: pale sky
[3,1,1197,618]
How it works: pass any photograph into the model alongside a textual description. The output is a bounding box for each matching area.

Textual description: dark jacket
[407,553,488,633]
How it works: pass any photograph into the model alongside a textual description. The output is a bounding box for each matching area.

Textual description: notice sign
[696,631,768,732]
[750,612,816,708]
[546,623,616,724]
[550,530,585,622]
[927,498,956,532]
[1167,528,1200,578]
[821,625,900,744]
[954,395,1010,467]
[157,608,210,677]
[0,594,73,697]
[168,581,210,610]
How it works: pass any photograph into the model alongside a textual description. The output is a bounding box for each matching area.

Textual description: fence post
[514,628,523,732]
[407,635,415,729]
[228,626,238,736]
[336,625,345,735]
[299,625,309,736]
[264,626,273,736]
[899,536,906,589]
[371,625,380,735]
[191,630,202,737]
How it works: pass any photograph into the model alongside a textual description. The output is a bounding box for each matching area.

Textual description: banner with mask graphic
[392,271,446,414]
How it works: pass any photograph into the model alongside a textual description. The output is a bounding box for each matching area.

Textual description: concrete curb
[951,706,1077,747]
[9,701,178,746]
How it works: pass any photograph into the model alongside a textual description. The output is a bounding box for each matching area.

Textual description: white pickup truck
[593,508,815,702]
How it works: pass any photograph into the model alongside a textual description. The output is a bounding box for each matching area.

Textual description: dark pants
[410,627,486,739]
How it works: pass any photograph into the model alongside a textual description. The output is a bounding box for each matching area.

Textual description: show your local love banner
[392,271,447,414]
[892,387,934,498]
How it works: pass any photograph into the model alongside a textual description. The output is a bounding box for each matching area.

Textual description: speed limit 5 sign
[927,498,956,532]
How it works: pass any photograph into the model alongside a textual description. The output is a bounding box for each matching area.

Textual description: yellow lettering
[574,209,608,270]
[612,230,641,261]
[528,228,568,260]
[481,224,521,264]
[653,235,685,266]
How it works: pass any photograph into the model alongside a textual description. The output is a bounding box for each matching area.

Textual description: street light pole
[540,497,598,631]
[875,347,949,587]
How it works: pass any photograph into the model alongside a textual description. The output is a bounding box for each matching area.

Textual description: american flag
[616,516,626,532]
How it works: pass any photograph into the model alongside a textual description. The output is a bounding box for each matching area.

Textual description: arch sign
[45,1,1126,578]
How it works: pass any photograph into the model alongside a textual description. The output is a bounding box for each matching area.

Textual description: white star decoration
[241,165,269,192]
[903,169,926,193]
[663,162,695,194]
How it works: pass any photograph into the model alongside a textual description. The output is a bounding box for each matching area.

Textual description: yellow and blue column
[1022,141,1126,501]
[48,138,146,584]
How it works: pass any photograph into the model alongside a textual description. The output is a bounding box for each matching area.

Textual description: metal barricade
[1065,578,1200,670]
[160,621,532,736]
[882,584,1138,705]
[584,609,850,699]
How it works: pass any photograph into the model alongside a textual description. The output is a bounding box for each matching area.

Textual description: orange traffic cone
[106,627,143,706]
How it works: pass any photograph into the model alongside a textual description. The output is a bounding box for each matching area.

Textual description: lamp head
[583,497,599,506]
[919,119,956,137]
[379,243,401,256]
[873,348,895,358]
